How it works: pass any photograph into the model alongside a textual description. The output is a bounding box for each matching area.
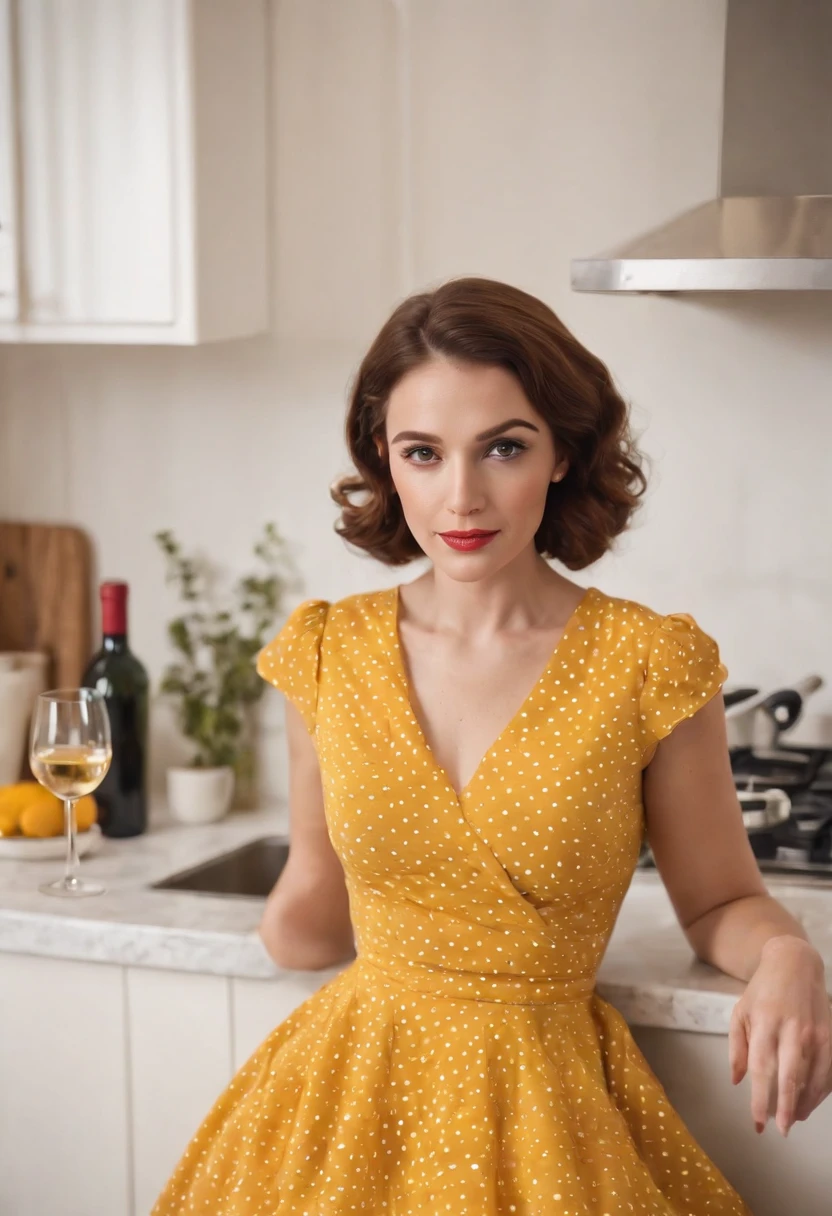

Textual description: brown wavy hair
[331,276,648,569]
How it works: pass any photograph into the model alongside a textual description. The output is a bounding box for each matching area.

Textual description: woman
[153,277,831,1215]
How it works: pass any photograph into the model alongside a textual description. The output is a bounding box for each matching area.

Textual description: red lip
[439,530,498,538]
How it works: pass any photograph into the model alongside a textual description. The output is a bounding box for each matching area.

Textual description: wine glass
[29,688,112,898]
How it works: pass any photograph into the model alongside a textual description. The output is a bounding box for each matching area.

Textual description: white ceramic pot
[0,652,49,784]
[167,765,235,825]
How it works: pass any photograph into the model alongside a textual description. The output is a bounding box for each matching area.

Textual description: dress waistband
[357,953,596,1006]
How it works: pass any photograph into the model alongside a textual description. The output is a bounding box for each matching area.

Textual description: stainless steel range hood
[571,0,832,293]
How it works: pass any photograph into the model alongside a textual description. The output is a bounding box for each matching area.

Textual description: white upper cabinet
[0,0,268,344]
[0,0,19,320]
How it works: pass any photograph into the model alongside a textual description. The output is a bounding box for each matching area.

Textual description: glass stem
[63,798,80,887]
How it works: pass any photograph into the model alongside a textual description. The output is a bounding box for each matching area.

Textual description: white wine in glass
[30,689,112,897]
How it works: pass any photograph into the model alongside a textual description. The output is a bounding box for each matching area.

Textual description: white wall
[2,0,832,800]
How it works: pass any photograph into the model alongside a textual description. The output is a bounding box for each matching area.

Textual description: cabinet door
[231,968,348,1070]
[0,953,131,1216]
[16,0,176,325]
[0,0,18,319]
[127,968,234,1216]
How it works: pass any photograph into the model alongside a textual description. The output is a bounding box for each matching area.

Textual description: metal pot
[724,675,823,750]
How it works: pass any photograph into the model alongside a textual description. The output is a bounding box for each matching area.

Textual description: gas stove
[730,744,832,877]
[638,744,832,881]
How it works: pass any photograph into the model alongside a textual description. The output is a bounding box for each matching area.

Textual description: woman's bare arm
[642,694,808,980]
[258,698,356,970]
[644,695,832,1135]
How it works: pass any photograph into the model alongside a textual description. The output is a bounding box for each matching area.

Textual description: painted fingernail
[755,1121,764,1134]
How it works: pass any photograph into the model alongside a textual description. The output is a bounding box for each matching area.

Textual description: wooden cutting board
[0,521,93,687]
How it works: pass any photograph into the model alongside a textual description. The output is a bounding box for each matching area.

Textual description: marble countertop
[1,803,830,1034]
[0,805,289,978]
[602,870,832,1032]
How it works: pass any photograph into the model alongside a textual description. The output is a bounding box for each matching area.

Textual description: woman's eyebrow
[390,418,540,444]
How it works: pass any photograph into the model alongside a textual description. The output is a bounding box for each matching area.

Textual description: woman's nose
[444,456,486,516]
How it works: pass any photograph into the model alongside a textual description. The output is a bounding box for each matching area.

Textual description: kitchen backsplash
[1,0,831,800]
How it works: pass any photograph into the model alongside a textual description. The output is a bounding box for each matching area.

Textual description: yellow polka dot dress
[152,584,753,1215]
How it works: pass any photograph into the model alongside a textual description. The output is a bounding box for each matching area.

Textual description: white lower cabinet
[132,967,342,1215]
[632,1025,832,1216]
[0,952,342,1216]
[127,968,234,1216]
[231,971,338,1071]
[0,953,132,1216]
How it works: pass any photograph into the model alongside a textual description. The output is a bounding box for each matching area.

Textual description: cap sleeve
[256,598,330,736]
[639,612,728,766]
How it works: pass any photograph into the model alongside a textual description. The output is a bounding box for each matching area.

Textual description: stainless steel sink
[152,835,290,898]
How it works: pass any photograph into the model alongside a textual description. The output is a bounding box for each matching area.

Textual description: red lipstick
[438,529,499,552]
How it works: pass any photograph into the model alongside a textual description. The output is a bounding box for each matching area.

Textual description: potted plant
[154,523,296,824]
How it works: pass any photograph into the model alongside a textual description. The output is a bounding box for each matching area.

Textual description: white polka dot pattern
[152,585,748,1216]
[256,598,330,735]
[639,612,729,767]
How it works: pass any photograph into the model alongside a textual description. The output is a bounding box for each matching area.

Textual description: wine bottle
[82,581,149,837]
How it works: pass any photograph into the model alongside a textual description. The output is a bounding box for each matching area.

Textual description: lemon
[75,795,98,832]
[0,806,21,837]
[0,782,54,836]
[20,797,64,837]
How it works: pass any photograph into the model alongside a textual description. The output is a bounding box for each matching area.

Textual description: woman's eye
[402,446,435,463]
[491,440,525,458]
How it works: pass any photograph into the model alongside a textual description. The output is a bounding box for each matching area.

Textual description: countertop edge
[596,978,738,1034]
[0,907,282,979]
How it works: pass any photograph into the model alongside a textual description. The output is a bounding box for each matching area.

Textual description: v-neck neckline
[387,582,597,803]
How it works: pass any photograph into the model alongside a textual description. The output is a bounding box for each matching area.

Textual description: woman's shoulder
[326,585,394,621]
[259,587,395,664]
[587,585,722,661]
[588,585,665,640]
[271,586,393,624]
[292,586,396,647]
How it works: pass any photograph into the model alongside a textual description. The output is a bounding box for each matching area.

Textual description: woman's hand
[729,934,832,1136]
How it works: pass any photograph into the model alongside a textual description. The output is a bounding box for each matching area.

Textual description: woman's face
[381,357,568,575]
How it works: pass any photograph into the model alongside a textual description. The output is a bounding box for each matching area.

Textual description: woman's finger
[775,1021,812,1136]
[794,1034,832,1122]
[728,1005,749,1085]
[747,1025,779,1131]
